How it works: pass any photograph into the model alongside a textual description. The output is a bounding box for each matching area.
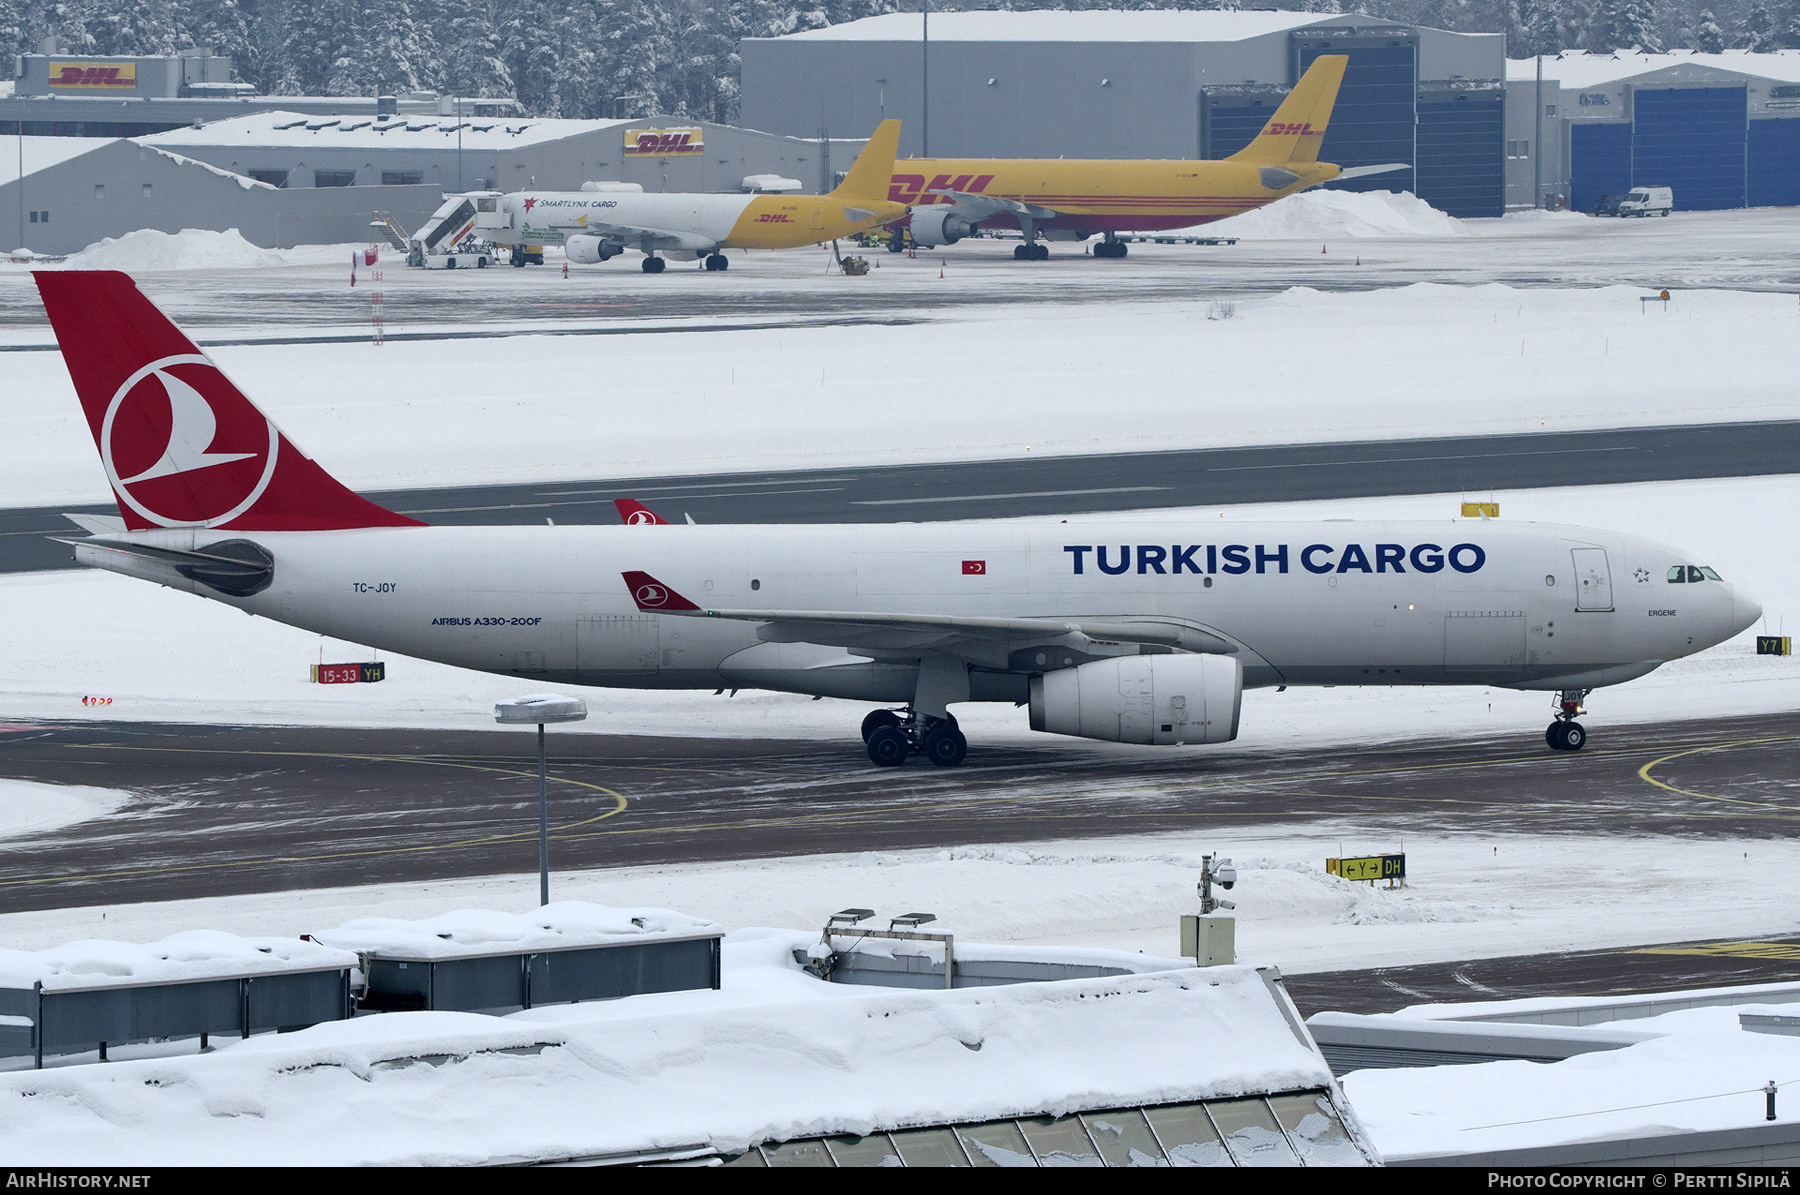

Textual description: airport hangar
[3,51,871,256]
[742,9,1800,217]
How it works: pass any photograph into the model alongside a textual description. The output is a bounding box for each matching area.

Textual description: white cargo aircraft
[38,272,1761,766]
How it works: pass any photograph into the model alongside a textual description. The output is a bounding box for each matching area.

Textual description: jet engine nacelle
[564,234,617,264]
[908,206,976,247]
[1029,654,1243,745]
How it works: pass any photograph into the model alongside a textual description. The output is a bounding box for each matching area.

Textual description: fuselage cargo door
[578,613,658,675]
[810,202,826,232]
[1571,548,1614,612]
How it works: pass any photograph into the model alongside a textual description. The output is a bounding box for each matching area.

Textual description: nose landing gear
[863,707,966,767]
[1546,689,1590,751]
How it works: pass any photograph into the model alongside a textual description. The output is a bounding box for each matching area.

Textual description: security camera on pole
[1180,854,1237,966]
[494,694,588,906]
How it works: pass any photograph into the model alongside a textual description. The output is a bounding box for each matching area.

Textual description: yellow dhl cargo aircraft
[884,55,1401,259]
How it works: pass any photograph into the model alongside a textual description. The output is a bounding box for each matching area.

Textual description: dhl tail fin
[830,119,902,202]
[1226,55,1347,165]
[33,270,421,532]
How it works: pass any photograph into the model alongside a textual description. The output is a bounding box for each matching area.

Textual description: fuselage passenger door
[1571,548,1614,612]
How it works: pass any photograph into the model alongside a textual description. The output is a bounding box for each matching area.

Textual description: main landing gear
[640,255,666,274]
[1013,241,1049,261]
[1546,688,1591,751]
[1093,234,1128,259]
[703,253,730,271]
[862,707,967,768]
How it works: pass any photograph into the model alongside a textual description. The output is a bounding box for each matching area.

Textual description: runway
[0,710,1796,915]
[6,419,1798,573]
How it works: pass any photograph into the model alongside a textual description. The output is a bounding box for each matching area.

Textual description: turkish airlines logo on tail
[101,355,279,528]
[962,560,986,575]
[634,583,670,607]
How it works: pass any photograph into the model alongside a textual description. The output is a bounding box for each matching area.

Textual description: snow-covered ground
[60,228,370,272]
[4,279,1796,507]
[4,474,1792,743]
[0,778,129,839]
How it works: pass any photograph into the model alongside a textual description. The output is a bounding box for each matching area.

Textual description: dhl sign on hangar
[49,61,137,90]
[624,127,705,156]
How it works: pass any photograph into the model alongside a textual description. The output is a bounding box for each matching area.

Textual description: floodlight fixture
[830,908,877,926]
[890,912,937,929]
[495,694,589,906]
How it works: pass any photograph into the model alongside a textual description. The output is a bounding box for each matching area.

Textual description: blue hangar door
[1294,35,1419,197]
[1571,122,1632,213]
[1416,86,1504,217]
[1749,117,1800,207]
[1632,87,1747,210]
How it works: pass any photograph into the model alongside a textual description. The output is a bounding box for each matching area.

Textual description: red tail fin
[614,499,669,526]
[34,271,421,531]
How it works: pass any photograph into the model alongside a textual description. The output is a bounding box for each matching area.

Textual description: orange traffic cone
[1321,244,1327,254]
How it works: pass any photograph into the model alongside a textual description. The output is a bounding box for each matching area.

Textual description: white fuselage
[501,192,758,247]
[79,518,1758,707]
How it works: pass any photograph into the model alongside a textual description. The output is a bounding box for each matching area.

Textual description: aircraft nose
[1733,586,1764,635]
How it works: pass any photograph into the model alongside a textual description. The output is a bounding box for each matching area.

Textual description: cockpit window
[1700,566,1722,581]
[1667,566,1687,583]
[1687,566,1708,583]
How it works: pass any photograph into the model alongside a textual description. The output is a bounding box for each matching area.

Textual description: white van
[1616,186,1674,217]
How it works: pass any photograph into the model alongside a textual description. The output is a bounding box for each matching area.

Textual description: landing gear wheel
[866,725,910,767]
[861,709,902,743]
[923,724,968,767]
[642,256,665,274]
[1096,240,1127,259]
[704,253,729,271]
[1013,244,1029,261]
[1561,721,1587,751]
[1546,722,1566,750]
[888,232,906,253]
[1031,243,1049,261]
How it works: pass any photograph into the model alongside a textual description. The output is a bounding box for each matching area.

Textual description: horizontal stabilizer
[1334,163,1411,181]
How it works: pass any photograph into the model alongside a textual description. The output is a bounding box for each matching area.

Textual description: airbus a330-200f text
[37,271,1761,766]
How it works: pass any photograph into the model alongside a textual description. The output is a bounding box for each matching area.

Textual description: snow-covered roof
[312,903,722,960]
[0,931,1343,1165]
[774,10,1378,43]
[1509,48,1800,87]
[0,930,356,992]
[0,136,114,187]
[140,110,629,153]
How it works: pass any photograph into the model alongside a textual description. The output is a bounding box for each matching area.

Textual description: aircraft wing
[573,219,718,253]
[620,570,1235,665]
[925,189,1060,221]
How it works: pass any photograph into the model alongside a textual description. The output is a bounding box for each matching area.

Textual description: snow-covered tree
[1694,7,1726,50]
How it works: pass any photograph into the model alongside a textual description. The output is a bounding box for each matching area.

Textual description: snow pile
[1225,189,1466,239]
[0,945,1334,1165]
[63,228,287,272]
[1346,997,1800,1159]
[313,902,721,958]
[0,778,130,840]
[0,930,356,992]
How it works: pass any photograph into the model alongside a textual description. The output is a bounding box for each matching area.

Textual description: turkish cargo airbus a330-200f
[38,272,1761,766]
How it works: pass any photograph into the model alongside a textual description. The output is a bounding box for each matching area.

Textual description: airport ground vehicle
[887,55,1403,260]
[1617,187,1674,217]
[1593,194,1627,216]
[32,272,1762,767]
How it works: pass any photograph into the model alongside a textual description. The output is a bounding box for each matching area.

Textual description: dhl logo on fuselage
[889,174,997,205]
[50,62,136,89]
[757,213,794,223]
[1263,122,1318,136]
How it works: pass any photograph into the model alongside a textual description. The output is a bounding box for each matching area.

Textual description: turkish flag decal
[962,560,986,575]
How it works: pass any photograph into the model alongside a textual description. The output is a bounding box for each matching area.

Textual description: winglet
[1226,55,1347,165]
[621,570,702,612]
[831,119,902,202]
[614,499,668,526]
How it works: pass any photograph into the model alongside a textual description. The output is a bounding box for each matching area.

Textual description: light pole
[921,0,930,157]
[494,694,588,905]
